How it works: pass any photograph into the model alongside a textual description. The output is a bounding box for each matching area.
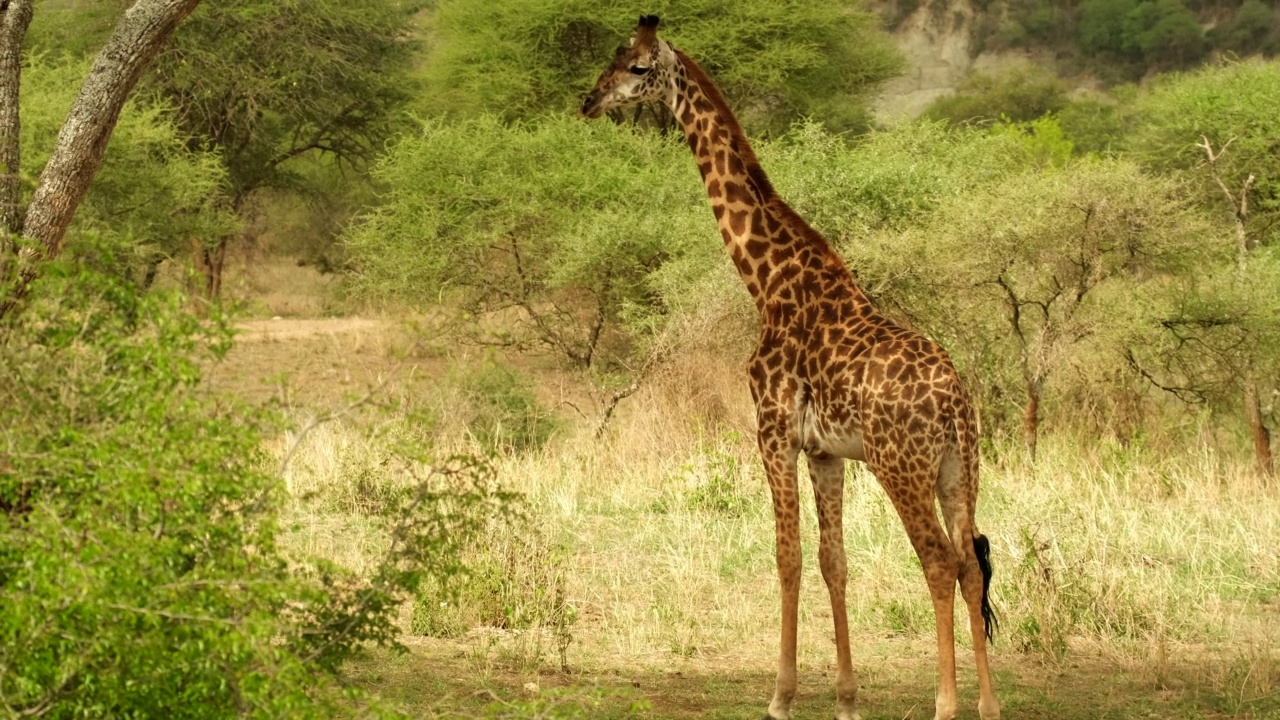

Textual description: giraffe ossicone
[582,16,1001,720]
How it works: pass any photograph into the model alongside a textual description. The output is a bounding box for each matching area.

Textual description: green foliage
[968,0,1268,81]
[1076,0,1208,72]
[764,120,1034,242]
[454,358,561,453]
[1127,0,1207,67]
[1208,0,1280,56]
[874,157,1215,438]
[1078,0,1139,57]
[923,67,1070,126]
[1123,60,1280,429]
[345,115,708,369]
[663,430,756,517]
[19,56,235,285]
[1130,59,1280,232]
[1126,250,1280,424]
[989,115,1075,167]
[24,0,126,57]
[418,0,903,134]
[0,264,511,717]
[152,0,420,200]
[1057,95,1132,156]
[1005,524,1163,659]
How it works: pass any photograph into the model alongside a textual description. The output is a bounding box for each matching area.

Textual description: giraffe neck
[665,49,853,313]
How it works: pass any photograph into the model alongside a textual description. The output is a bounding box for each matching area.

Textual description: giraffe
[581,16,1000,720]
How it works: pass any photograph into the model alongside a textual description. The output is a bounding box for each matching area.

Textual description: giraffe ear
[638,15,660,30]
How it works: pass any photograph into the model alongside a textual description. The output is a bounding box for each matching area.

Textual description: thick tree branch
[1196,135,1256,267]
[0,0,32,240]
[1,0,200,319]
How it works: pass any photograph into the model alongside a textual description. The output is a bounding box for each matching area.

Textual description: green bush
[0,264,509,717]
[922,66,1070,127]
[455,359,561,454]
[1128,0,1206,67]
[345,115,709,369]
[1209,0,1280,56]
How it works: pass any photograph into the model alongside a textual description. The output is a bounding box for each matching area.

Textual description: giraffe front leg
[761,438,801,720]
[809,453,860,720]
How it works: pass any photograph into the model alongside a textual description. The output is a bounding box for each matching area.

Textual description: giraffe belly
[799,402,866,461]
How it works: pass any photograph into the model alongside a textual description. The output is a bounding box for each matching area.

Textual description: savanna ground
[212,260,1280,720]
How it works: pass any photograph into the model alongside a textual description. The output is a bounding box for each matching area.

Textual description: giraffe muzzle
[580,91,606,119]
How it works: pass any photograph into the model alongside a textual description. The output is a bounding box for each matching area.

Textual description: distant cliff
[868,0,1279,120]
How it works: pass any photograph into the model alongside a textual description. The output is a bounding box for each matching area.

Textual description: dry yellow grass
[211,309,1280,717]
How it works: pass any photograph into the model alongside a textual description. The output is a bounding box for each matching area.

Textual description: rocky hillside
[869,0,1280,119]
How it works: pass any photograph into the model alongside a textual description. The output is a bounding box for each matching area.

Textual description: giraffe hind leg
[876,462,962,720]
[936,448,1000,720]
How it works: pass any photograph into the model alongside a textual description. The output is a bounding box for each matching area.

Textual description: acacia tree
[882,157,1212,454]
[1127,60,1280,477]
[419,0,903,135]
[0,0,200,320]
[148,0,419,298]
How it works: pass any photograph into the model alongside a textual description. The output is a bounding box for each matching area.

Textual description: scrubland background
[2,1,1279,718]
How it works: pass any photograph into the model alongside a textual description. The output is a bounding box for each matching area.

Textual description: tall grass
[273,344,1279,703]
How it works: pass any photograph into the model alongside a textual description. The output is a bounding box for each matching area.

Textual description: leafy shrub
[1078,0,1140,57]
[345,116,709,370]
[650,430,757,517]
[1004,526,1162,659]
[453,359,561,454]
[1208,0,1280,56]
[0,264,509,717]
[922,66,1070,126]
[1128,0,1206,67]
[1057,95,1132,156]
[872,156,1216,443]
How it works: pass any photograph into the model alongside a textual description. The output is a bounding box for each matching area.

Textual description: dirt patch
[236,316,387,342]
[206,316,441,408]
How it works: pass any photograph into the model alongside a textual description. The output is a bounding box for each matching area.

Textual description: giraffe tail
[973,532,998,642]
[954,390,998,643]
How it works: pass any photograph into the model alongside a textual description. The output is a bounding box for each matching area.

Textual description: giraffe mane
[673,49,852,276]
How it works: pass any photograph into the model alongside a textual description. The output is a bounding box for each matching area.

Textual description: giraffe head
[580,15,675,119]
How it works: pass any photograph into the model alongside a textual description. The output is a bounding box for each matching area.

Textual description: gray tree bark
[0,0,34,239]
[0,0,200,319]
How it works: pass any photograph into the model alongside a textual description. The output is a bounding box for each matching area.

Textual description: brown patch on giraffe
[724,181,751,206]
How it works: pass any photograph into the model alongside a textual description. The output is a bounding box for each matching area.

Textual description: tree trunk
[1023,379,1041,460]
[190,234,228,301]
[0,0,34,240]
[206,235,227,298]
[1245,381,1274,480]
[0,0,201,319]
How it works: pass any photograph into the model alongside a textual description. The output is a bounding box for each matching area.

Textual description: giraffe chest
[796,367,867,462]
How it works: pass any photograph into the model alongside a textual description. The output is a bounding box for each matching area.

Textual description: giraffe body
[583,17,1000,720]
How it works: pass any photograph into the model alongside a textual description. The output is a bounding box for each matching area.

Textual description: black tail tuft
[973,533,998,643]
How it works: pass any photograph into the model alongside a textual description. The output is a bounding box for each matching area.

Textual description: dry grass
[216,313,1280,718]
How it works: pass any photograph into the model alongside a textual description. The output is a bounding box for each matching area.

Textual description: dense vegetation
[3,0,1279,717]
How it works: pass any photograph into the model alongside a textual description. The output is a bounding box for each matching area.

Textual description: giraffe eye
[629,66,651,76]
